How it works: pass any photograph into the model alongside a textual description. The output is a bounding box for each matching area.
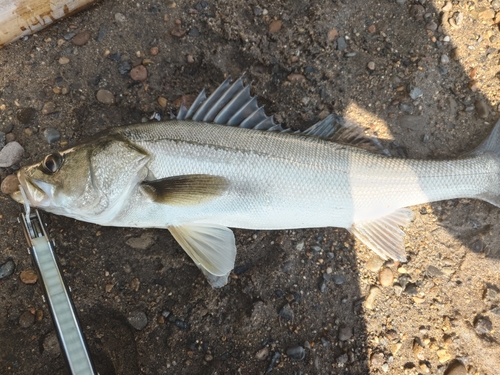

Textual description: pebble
[442,1,453,12]
[367,61,375,70]
[43,128,61,144]
[279,303,294,321]
[43,332,61,356]
[118,61,131,74]
[475,99,489,119]
[19,311,35,328]
[365,286,380,310]
[150,46,159,56]
[333,274,346,285]
[0,259,15,279]
[0,142,24,168]
[336,37,347,51]
[128,310,148,330]
[0,131,4,149]
[186,55,194,64]
[20,270,38,284]
[188,27,200,37]
[158,97,167,108]
[58,56,70,65]
[41,102,57,115]
[72,31,90,46]
[126,232,156,250]
[96,89,115,104]
[444,360,467,375]
[474,315,492,334]
[328,28,338,41]
[370,352,384,367]
[174,319,189,330]
[367,24,376,34]
[441,54,450,64]
[130,65,148,81]
[17,107,36,125]
[287,73,306,83]
[366,254,384,272]
[410,4,425,20]
[451,12,463,27]
[1,173,19,194]
[171,24,186,38]
[114,12,126,22]
[269,20,282,33]
[6,133,15,143]
[379,268,393,287]
[404,283,418,296]
[255,347,269,360]
[410,87,423,100]
[490,306,500,316]
[437,348,451,363]
[338,325,353,341]
[286,345,305,361]
[426,21,438,31]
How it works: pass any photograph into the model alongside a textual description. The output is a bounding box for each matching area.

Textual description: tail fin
[471,118,500,208]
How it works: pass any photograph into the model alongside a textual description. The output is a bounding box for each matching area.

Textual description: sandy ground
[0,0,499,374]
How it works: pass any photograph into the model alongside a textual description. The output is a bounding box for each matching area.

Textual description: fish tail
[472,118,500,207]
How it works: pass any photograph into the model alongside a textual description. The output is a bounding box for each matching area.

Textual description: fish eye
[42,153,63,174]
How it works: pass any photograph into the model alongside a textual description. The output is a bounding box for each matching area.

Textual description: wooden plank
[0,0,97,48]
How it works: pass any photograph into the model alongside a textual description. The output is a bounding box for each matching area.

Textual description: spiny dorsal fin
[141,174,229,206]
[351,208,415,261]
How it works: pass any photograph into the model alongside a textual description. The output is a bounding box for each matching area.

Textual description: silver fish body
[13,77,500,286]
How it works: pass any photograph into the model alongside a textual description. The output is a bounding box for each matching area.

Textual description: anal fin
[168,223,236,287]
[351,208,415,261]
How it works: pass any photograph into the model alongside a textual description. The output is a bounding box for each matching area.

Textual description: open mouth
[12,171,48,207]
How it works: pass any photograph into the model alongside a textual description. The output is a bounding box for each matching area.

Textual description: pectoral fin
[351,208,415,261]
[141,174,229,206]
[168,223,236,287]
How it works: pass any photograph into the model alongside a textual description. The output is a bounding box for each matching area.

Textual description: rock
[125,232,156,250]
[338,325,353,341]
[43,128,61,144]
[0,142,24,168]
[158,97,167,108]
[186,55,194,64]
[475,99,489,119]
[128,310,148,330]
[286,345,305,361]
[118,61,131,75]
[0,132,4,149]
[1,174,19,194]
[255,347,269,360]
[437,348,451,363]
[96,89,115,104]
[0,259,15,279]
[367,24,376,34]
[188,27,200,37]
[17,107,36,125]
[366,254,384,272]
[130,65,148,81]
[379,268,393,287]
[287,73,306,83]
[6,133,15,143]
[441,54,450,64]
[410,4,425,20]
[279,303,294,321]
[171,24,186,38]
[444,359,467,375]
[328,28,338,41]
[72,31,90,46]
[19,311,35,328]
[367,61,375,70]
[370,352,384,367]
[337,37,347,51]
[474,315,492,334]
[20,270,38,284]
[114,12,126,22]
[269,20,282,33]
[58,56,70,65]
[41,102,57,115]
[404,283,418,296]
[426,21,438,31]
[410,87,423,99]
[43,332,61,356]
[365,286,380,309]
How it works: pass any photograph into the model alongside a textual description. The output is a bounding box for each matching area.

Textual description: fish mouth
[12,170,50,207]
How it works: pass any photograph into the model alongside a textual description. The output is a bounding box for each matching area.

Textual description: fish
[11,76,500,287]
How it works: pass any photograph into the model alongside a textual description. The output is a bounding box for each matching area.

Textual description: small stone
[204,354,213,362]
[0,142,24,168]
[114,13,126,22]
[126,232,156,250]
[441,54,450,64]
[287,73,306,83]
[118,61,131,75]
[6,133,15,143]
[442,1,453,12]
[327,28,338,41]
[391,343,402,355]
[130,65,148,81]
[269,20,282,33]
[426,265,444,277]
[379,268,393,287]
[150,46,159,55]
[1,174,19,194]
[474,315,492,334]
[255,347,269,360]
[188,27,200,37]
[469,80,481,92]
[72,31,90,46]
[186,55,194,64]
[19,311,35,328]
[96,89,115,105]
[43,332,61,356]
[475,99,489,119]
[426,21,438,31]
[444,359,467,375]
[17,107,36,125]
[20,270,38,284]
[410,87,423,100]
[336,37,347,51]
[405,283,418,296]
[333,274,346,285]
[367,61,375,70]
[35,309,43,322]
[370,352,384,367]
[279,303,294,321]
[366,254,384,272]
[338,325,353,341]
[365,286,380,310]
[58,56,70,65]
[128,310,148,330]
[286,345,305,361]
[170,25,186,38]
[451,12,463,27]
[410,4,425,20]
[367,24,376,34]
[105,283,114,293]
[41,102,57,115]
[43,128,61,144]
[158,97,167,108]
[0,259,15,279]
[490,306,500,316]
[437,348,451,363]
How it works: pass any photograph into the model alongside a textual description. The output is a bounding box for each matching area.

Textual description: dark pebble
[286,345,305,361]
[127,310,148,330]
[404,283,418,296]
[174,319,189,330]
[97,24,107,42]
[161,310,171,319]
[0,259,15,279]
[19,311,35,328]
[338,325,353,341]
[470,238,484,253]
[118,61,131,74]
[336,37,347,51]
[0,132,5,149]
[490,307,500,316]
[474,315,492,334]
[426,265,443,277]
[1,123,14,133]
[319,279,327,293]
[333,274,346,285]
[72,31,91,46]
[279,303,294,321]
[234,264,249,275]
[444,359,467,375]
[43,128,61,144]
[108,52,121,62]
[43,332,61,356]
[5,133,15,143]
[63,32,76,41]
[266,351,281,373]
[16,108,36,125]
[188,27,201,37]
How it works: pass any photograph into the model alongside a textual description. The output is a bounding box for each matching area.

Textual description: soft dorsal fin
[141,174,229,206]
[351,208,415,261]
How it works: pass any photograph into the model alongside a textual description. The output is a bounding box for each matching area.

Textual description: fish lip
[16,170,49,207]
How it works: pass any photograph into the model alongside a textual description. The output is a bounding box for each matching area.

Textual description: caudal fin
[471,118,500,208]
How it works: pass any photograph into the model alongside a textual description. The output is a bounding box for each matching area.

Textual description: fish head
[14,133,150,221]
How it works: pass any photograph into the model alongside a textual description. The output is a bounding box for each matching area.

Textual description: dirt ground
[0,0,499,374]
